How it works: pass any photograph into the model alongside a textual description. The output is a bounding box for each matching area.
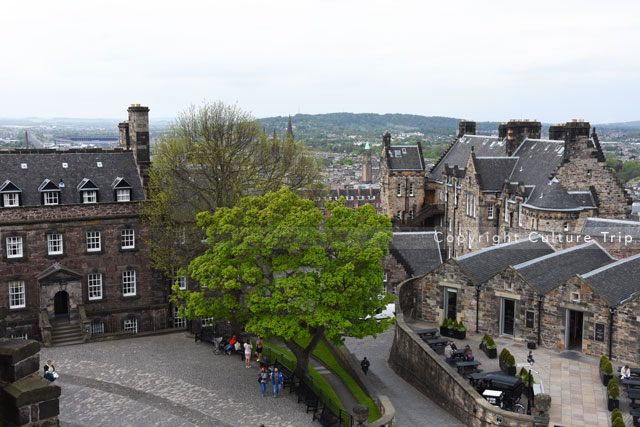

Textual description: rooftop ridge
[456,233,553,261]
[513,241,612,270]
[581,252,640,279]
[584,217,640,226]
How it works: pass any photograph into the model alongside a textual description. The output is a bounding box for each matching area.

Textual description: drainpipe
[475,283,481,333]
[537,295,544,345]
[608,307,616,359]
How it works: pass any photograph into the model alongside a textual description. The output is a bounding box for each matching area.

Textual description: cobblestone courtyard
[41,332,316,427]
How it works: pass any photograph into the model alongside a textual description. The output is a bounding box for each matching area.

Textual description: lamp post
[527,350,535,415]
[536,295,544,346]
[475,283,481,333]
[608,307,616,359]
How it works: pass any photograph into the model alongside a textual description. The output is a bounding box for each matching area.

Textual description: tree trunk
[285,327,325,383]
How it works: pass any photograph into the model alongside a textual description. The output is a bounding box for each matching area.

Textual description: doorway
[501,298,516,336]
[54,291,69,318]
[443,288,457,321]
[566,310,584,350]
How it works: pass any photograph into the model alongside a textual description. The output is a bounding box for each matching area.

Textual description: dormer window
[112,177,132,202]
[0,181,22,207]
[38,179,61,206]
[77,178,99,204]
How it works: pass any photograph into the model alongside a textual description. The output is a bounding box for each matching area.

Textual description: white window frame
[396,183,402,197]
[454,189,458,206]
[9,280,25,309]
[383,271,388,283]
[88,273,103,300]
[86,231,101,252]
[202,317,215,327]
[505,204,509,223]
[458,222,462,236]
[3,193,19,207]
[121,229,135,249]
[409,209,414,220]
[116,189,131,202]
[488,205,494,219]
[564,222,569,232]
[504,281,514,291]
[6,236,23,258]
[176,275,187,290]
[123,319,138,333]
[409,183,414,197]
[44,191,59,205]
[10,332,28,340]
[468,231,472,250]
[173,305,187,328]
[47,233,63,255]
[518,204,523,227]
[570,291,580,303]
[448,219,452,232]
[82,190,97,204]
[122,270,136,296]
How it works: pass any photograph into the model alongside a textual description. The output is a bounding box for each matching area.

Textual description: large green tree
[141,102,322,277]
[172,188,394,381]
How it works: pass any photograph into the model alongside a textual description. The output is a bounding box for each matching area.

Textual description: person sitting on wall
[444,341,454,363]
[621,364,631,380]
[224,335,237,354]
[43,360,58,382]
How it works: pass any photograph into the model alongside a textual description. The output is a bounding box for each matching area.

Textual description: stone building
[415,119,631,257]
[0,105,167,345]
[381,231,442,296]
[412,237,640,364]
[378,131,432,227]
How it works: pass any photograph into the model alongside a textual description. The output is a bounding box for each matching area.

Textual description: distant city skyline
[2,0,640,123]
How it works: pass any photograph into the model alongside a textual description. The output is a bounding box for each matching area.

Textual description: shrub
[603,360,614,376]
[611,408,623,422]
[608,378,620,400]
[457,321,467,332]
[484,335,497,350]
[446,318,455,328]
[499,348,508,361]
[505,353,516,367]
[600,355,609,369]
[440,318,448,327]
[482,334,490,344]
[611,418,625,427]
[518,367,528,378]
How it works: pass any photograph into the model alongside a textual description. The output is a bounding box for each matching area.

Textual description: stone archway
[37,263,83,324]
[54,291,69,317]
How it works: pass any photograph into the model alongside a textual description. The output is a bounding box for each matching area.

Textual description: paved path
[42,333,316,427]
[345,327,462,427]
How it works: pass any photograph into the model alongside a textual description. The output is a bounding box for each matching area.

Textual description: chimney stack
[126,105,151,193]
[458,120,476,137]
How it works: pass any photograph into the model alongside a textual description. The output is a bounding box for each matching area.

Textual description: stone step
[51,339,84,347]
[52,330,82,339]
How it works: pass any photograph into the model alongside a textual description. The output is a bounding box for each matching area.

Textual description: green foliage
[499,348,508,361]
[600,355,609,369]
[339,158,354,165]
[518,368,535,386]
[608,378,620,400]
[611,408,623,422]
[456,320,467,332]
[505,353,516,367]
[611,418,626,427]
[141,101,322,277]
[440,318,448,327]
[602,360,613,376]
[172,188,394,380]
[446,318,455,328]
[606,153,640,185]
[483,335,497,350]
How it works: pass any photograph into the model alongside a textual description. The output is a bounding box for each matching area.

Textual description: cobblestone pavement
[41,332,316,427]
[345,328,463,427]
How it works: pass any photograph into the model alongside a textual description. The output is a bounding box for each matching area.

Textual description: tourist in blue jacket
[271,367,284,397]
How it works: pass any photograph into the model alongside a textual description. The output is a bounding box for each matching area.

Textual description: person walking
[258,365,269,397]
[255,336,263,362]
[360,356,370,375]
[271,366,284,397]
[244,341,252,368]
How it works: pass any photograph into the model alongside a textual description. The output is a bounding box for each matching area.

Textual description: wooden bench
[415,328,438,339]
[296,382,320,413]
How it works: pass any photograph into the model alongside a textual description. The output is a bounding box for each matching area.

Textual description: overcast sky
[2,0,639,123]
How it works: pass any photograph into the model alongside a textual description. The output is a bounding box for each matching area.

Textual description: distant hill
[259,112,502,137]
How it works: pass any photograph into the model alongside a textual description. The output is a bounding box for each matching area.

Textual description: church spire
[286,115,294,139]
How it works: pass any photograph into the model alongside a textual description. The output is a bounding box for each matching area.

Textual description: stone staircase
[51,320,84,346]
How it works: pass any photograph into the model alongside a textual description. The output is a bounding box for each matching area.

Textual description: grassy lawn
[261,341,345,413]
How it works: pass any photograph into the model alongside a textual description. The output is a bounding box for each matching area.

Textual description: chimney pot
[136,104,141,107]
[130,104,135,107]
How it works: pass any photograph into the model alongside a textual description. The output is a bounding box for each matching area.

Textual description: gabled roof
[581,253,640,306]
[513,242,615,294]
[389,232,442,277]
[112,177,132,189]
[581,217,640,238]
[386,145,424,171]
[455,236,555,283]
[429,135,506,181]
[77,178,98,191]
[38,179,60,192]
[37,262,83,281]
[0,150,144,206]
[473,157,518,192]
[0,180,21,192]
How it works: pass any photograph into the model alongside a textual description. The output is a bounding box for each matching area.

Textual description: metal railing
[261,345,355,426]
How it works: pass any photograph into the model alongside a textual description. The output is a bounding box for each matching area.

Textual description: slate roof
[513,242,615,294]
[386,145,424,171]
[582,253,640,306]
[389,231,442,277]
[455,236,555,283]
[581,218,640,238]
[473,157,518,192]
[0,149,144,206]
[429,135,506,182]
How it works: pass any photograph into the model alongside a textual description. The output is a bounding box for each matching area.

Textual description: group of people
[258,365,284,397]
[224,335,264,369]
[444,341,474,363]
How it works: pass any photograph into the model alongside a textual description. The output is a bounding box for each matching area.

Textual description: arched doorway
[54,291,69,318]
